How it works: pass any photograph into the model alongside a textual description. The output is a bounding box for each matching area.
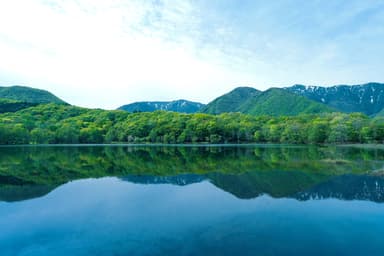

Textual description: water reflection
[1,178,383,256]
[1,145,384,202]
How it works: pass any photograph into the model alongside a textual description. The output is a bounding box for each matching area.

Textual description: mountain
[0,184,56,202]
[0,85,66,104]
[238,88,335,116]
[200,87,260,114]
[0,86,67,113]
[118,99,204,113]
[202,82,384,116]
[201,87,334,116]
[286,82,384,116]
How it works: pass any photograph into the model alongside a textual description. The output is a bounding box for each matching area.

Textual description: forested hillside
[0,84,384,145]
[237,88,335,116]
[201,87,335,116]
[0,86,67,104]
[202,83,384,116]
[0,85,67,113]
[0,98,38,113]
[0,103,383,145]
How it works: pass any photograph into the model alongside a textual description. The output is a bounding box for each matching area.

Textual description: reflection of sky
[0,178,383,255]
[0,1,383,109]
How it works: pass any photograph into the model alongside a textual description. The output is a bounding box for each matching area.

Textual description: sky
[0,0,383,109]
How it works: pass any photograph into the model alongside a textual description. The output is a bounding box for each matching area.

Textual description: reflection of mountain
[207,171,332,199]
[0,185,56,202]
[121,171,384,203]
[122,174,205,186]
[213,172,384,202]
[1,145,384,202]
[295,174,384,202]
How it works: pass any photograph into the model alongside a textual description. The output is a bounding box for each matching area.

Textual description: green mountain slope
[200,87,260,114]
[0,86,66,104]
[202,87,335,116]
[240,88,335,116]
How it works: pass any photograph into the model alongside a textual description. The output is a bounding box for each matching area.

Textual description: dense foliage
[0,98,38,113]
[0,103,384,145]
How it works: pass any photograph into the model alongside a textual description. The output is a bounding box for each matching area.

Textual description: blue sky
[0,0,383,109]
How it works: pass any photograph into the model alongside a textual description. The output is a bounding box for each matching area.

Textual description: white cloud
[0,0,239,108]
[0,0,383,108]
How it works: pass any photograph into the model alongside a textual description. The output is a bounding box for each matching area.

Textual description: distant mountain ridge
[2,82,384,116]
[118,99,205,113]
[286,82,384,116]
[201,82,384,116]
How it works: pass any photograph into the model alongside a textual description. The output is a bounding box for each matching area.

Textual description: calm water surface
[0,145,384,255]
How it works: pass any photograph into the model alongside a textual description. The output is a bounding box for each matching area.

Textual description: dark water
[1,145,384,255]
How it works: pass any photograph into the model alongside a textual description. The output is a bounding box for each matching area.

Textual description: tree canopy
[0,103,383,145]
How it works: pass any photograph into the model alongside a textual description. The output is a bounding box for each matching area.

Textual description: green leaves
[0,103,382,145]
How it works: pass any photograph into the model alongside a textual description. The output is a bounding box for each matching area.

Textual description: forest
[0,103,383,145]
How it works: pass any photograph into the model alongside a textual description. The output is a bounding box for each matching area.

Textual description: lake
[1,145,384,255]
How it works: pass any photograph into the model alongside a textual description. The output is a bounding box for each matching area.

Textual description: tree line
[0,103,383,145]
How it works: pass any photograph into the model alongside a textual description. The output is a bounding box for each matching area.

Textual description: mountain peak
[200,86,261,114]
[229,86,260,95]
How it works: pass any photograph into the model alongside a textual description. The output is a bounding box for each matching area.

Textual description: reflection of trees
[0,145,384,202]
[1,145,384,185]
